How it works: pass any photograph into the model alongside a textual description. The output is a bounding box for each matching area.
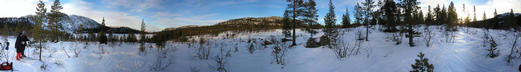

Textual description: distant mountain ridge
[162,16,306,31]
[151,16,308,43]
[0,14,140,34]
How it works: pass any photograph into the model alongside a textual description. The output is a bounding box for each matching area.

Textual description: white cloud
[62,0,146,31]
[62,0,229,32]
[0,0,49,17]
[102,0,163,13]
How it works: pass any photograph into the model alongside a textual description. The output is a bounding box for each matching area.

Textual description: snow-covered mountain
[56,15,101,32]
[0,14,140,33]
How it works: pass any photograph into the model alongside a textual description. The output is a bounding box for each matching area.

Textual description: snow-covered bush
[319,35,330,47]
[197,38,210,60]
[305,37,320,48]
[487,37,499,58]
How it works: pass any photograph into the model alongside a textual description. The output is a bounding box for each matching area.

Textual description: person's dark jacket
[15,34,29,52]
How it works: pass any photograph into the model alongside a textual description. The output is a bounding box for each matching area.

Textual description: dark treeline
[466,10,520,30]
[0,17,33,35]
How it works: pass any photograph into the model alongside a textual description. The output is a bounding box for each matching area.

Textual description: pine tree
[447,1,458,31]
[342,8,351,28]
[373,0,384,25]
[302,0,319,36]
[98,18,107,44]
[355,3,363,25]
[285,0,304,46]
[49,0,63,42]
[362,0,374,24]
[32,0,46,61]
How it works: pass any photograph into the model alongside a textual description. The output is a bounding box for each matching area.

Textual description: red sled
[0,62,12,70]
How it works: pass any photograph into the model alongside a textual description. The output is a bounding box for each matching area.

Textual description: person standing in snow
[15,32,29,60]
[3,36,8,50]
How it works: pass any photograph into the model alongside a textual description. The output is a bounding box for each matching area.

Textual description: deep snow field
[0,25,520,72]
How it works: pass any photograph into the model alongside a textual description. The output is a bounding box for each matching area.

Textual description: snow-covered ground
[0,25,520,72]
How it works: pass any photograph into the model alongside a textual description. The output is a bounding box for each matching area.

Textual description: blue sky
[0,0,520,32]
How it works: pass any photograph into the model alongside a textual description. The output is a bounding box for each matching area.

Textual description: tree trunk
[39,40,42,61]
[408,25,414,46]
[291,0,296,46]
[365,24,368,41]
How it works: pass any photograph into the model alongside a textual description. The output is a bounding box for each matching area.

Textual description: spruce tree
[323,0,337,47]
[494,8,498,17]
[98,18,107,44]
[354,3,363,25]
[447,1,458,31]
[2,23,8,35]
[342,8,351,28]
[32,0,46,61]
[282,11,292,38]
[483,11,487,27]
[473,5,477,23]
[441,5,447,24]
[382,0,398,32]
[464,15,470,24]
[108,31,113,42]
[400,0,420,47]
[140,19,146,42]
[483,11,487,21]
[410,52,434,72]
[362,0,374,41]
[77,24,83,34]
[418,10,425,24]
[426,5,434,25]
[434,5,441,24]
[509,9,517,30]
